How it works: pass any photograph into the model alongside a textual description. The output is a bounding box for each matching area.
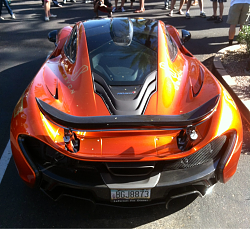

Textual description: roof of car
[83,18,158,52]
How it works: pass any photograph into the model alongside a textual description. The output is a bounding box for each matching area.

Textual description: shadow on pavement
[1,177,199,228]
[0,59,44,152]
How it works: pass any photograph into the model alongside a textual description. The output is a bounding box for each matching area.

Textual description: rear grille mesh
[163,135,227,171]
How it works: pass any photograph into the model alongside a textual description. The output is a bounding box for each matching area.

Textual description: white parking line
[0,140,12,184]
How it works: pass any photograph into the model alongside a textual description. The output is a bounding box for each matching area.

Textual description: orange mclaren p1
[10,18,243,208]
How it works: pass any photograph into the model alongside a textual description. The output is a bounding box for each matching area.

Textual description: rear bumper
[39,160,218,207]
[14,133,239,207]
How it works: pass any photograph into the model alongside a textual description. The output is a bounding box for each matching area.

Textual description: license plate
[111,189,151,202]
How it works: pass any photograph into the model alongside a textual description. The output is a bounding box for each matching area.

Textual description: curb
[213,44,250,125]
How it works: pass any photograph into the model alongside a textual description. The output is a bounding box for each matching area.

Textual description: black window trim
[64,25,77,64]
[165,27,178,62]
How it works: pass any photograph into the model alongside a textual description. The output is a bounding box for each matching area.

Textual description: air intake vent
[105,161,155,176]
[93,71,157,115]
[163,135,227,170]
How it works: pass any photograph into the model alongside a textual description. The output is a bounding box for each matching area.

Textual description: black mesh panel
[163,135,227,170]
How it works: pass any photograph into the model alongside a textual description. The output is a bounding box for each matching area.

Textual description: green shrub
[237,25,250,54]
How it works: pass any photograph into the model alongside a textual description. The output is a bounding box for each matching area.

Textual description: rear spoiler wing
[36,95,220,131]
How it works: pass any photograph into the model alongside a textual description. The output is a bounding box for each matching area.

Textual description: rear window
[89,41,157,86]
[84,19,158,86]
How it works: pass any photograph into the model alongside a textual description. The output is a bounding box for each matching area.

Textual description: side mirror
[48,30,58,44]
[181,30,191,43]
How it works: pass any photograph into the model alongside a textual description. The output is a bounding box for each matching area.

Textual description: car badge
[117,91,136,95]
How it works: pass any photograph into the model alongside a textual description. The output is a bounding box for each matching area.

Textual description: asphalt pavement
[0,0,250,228]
